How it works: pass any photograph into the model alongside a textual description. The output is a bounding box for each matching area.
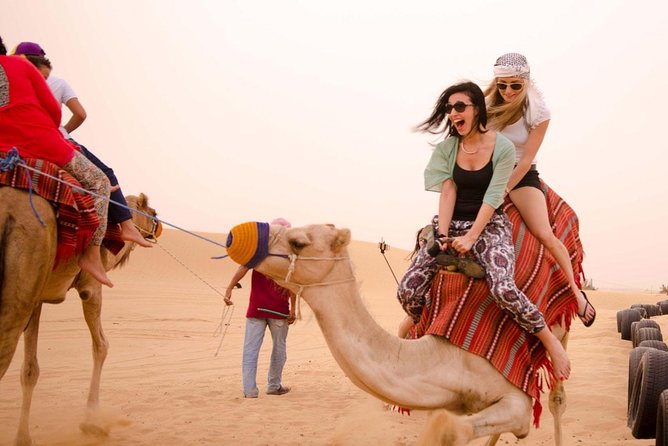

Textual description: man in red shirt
[224,218,296,398]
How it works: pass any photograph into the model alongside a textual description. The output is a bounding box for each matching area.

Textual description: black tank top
[452,158,493,221]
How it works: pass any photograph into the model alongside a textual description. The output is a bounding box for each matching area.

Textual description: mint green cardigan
[424,133,516,210]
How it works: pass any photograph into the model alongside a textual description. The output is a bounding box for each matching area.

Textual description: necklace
[460,139,479,155]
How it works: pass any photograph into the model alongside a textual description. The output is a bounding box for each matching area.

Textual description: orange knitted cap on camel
[225,221,270,268]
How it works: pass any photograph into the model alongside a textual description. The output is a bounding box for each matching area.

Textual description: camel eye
[289,239,308,251]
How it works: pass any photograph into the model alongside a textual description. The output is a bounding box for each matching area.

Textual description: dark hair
[0,36,6,56]
[25,55,52,70]
[416,81,488,137]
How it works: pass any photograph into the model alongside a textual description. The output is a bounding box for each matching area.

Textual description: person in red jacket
[0,36,112,287]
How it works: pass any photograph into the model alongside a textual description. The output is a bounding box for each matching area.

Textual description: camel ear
[332,228,351,251]
[137,193,149,209]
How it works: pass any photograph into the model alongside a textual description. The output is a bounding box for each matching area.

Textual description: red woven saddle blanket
[0,154,124,265]
[410,183,582,421]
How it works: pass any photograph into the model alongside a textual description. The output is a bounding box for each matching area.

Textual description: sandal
[577,291,596,327]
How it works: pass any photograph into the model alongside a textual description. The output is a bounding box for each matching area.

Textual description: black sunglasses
[497,82,523,91]
[445,101,474,114]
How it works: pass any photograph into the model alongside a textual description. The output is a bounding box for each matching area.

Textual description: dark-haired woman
[397,80,570,380]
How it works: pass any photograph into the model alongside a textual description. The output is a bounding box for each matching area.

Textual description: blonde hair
[484,80,528,131]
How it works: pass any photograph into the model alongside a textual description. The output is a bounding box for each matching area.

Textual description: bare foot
[397,315,415,339]
[536,327,570,380]
[120,220,153,248]
[79,246,114,287]
[546,340,570,380]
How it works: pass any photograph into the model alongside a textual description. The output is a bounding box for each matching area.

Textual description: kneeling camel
[226,222,569,446]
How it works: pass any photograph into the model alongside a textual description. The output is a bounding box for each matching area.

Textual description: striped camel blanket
[0,154,124,265]
[410,183,582,426]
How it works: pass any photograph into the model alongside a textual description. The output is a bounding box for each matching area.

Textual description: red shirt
[0,56,76,166]
[246,270,291,319]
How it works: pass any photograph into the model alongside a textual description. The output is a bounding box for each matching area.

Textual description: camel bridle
[264,227,357,303]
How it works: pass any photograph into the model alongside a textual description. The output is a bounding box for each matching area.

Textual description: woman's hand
[450,234,476,254]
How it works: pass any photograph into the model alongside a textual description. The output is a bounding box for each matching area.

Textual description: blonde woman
[484,53,595,327]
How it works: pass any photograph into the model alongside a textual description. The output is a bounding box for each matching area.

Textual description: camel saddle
[0,153,124,265]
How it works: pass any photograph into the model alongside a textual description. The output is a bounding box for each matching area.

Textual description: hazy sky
[3,0,667,291]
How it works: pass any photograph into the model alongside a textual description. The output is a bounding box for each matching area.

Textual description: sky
[3,0,668,291]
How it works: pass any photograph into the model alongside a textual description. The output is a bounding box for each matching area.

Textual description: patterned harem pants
[62,151,110,245]
[397,213,546,334]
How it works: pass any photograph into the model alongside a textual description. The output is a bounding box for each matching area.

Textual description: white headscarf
[493,53,550,129]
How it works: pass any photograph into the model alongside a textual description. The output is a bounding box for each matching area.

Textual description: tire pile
[618,299,668,443]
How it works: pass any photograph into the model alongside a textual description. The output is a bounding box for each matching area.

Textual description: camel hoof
[14,434,36,446]
[79,421,110,438]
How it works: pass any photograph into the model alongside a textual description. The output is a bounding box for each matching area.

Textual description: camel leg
[549,331,569,446]
[77,283,110,437]
[16,304,42,446]
[484,434,501,446]
[466,393,532,440]
[417,394,530,446]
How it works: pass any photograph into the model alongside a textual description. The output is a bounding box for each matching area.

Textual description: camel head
[226,222,352,293]
[125,193,162,241]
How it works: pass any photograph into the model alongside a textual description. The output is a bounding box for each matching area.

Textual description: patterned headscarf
[492,52,549,129]
[493,52,530,79]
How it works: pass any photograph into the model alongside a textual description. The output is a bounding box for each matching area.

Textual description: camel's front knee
[549,381,567,417]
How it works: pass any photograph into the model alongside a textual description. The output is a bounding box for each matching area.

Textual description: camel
[0,187,161,446]
[227,223,569,446]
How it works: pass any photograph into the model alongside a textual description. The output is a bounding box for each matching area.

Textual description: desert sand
[0,228,663,446]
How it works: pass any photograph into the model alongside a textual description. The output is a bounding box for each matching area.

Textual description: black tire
[617,310,624,332]
[632,304,649,318]
[644,304,662,318]
[622,309,644,341]
[629,349,668,438]
[656,390,668,446]
[658,300,668,316]
[633,321,662,347]
[629,347,656,410]
[638,327,664,344]
[639,340,668,351]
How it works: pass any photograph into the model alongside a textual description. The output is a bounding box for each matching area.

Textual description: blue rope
[0,148,46,226]
[2,148,228,251]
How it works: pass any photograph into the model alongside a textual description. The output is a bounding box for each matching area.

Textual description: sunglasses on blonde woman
[497,82,524,91]
[445,101,474,114]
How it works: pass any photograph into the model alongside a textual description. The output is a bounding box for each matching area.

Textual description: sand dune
[0,228,664,445]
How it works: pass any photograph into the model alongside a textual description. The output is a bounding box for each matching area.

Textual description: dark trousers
[71,140,132,224]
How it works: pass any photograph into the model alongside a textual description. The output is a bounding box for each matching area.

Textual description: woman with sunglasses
[397,80,571,380]
[484,53,595,327]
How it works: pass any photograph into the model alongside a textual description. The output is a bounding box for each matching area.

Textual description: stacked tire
[621,302,668,443]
